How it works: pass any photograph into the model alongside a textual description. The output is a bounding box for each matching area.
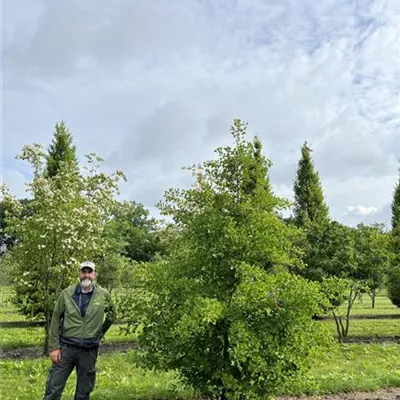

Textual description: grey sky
[2,0,400,226]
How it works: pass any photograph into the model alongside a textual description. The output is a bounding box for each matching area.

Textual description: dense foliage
[293,142,329,227]
[45,121,79,178]
[1,145,124,352]
[118,120,331,399]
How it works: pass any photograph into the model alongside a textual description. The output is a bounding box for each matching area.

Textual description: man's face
[79,268,96,283]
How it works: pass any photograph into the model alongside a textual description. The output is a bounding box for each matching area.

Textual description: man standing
[43,261,116,400]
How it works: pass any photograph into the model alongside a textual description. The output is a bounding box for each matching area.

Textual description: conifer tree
[46,121,78,178]
[392,173,400,231]
[293,142,329,227]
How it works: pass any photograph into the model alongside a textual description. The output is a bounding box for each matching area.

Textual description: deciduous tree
[2,145,124,353]
[118,120,330,400]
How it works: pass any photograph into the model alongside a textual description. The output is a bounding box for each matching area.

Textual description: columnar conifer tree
[392,173,400,232]
[291,142,332,281]
[293,142,329,227]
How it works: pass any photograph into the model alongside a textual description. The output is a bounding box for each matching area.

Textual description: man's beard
[80,278,93,289]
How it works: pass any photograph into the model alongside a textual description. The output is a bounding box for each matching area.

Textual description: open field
[0,289,399,399]
[0,324,137,350]
[0,344,399,400]
[338,294,400,317]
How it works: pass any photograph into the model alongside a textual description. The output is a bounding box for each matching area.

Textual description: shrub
[118,263,331,400]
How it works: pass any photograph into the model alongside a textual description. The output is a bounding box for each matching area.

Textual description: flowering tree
[1,144,124,352]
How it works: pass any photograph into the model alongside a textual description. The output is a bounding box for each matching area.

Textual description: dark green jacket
[49,284,116,351]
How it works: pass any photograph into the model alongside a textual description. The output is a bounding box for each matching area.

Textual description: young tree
[2,145,124,353]
[293,142,329,227]
[118,120,330,400]
[291,142,331,281]
[303,222,365,340]
[354,223,391,308]
[45,121,78,178]
[316,223,391,338]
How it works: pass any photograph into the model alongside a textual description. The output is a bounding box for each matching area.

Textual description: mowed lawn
[338,294,400,316]
[0,344,399,400]
[0,291,399,399]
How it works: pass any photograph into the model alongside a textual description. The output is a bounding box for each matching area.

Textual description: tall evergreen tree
[390,169,400,259]
[46,121,78,178]
[392,173,400,231]
[293,141,329,227]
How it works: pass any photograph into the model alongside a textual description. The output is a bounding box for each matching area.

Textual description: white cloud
[345,205,378,216]
[2,0,399,227]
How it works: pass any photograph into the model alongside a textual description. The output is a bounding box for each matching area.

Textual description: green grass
[0,326,44,349]
[3,317,398,350]
[323,318,400,337]
[0,292,399,399]
[0,351,193,400]
[0,324,137,350]
[281,343,400,396]
[0,344,399,399]
[0,305,27,322]
[339,295,400,316]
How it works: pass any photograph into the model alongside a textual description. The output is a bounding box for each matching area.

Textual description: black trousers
[43,344,99,400]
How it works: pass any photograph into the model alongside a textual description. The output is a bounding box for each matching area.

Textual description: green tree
[291,142,331,281]
[392,174,400,231]
[388,171,400,307]
[391,172,400,265]
[314,222,356,279]
[0,200,12,256]
[387,266,400,308]
[94,201,165,291]
[304,222,365,340]
[315,223,391,338]
[354,223,391,308]
[45,121,78,178]
[293,142,329,227]
[118,120,330,400]
[108,201,164,262]
[0,198,31,256]
[2,145,124,353]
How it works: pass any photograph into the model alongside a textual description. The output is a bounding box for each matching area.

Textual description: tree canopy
[118,120,329,399]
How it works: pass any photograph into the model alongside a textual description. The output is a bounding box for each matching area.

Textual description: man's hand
[49,349,61,364]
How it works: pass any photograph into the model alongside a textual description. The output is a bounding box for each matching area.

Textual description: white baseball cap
[79,261,95,272]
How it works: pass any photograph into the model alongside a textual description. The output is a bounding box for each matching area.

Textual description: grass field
[0,344,399,400]
[338,294,400,316]
[0,324,137,349]
[0,289,399,399]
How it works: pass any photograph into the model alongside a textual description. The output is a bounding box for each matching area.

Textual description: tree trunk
[332,312,343,342]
